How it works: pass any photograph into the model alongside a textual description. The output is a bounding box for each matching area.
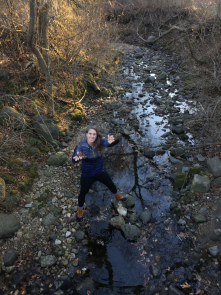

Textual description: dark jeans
[78,170,117,207]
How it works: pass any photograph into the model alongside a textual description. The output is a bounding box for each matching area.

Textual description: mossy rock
[39,145,50,153]
[173,208,182,215]
[36,196,46,202]
[69,109,83,121]
[180,191,196,204]
[188,167,204,176]
[9,190,19,196]
[31,211,39,218]
[174,173,188,189]
[26,165,38,178]
[18,181,31,192]
[76,105,83,112]
[179,134,189,140]
[0,173,18,184]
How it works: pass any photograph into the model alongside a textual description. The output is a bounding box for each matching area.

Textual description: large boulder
[46,152,67,166]
[0,106,27,128]
[191,174,210,193]
[31,115,59,145]
[0,214,20,238]
[207,157,221,177]
[120,224,141,241]
[0,177,6,202]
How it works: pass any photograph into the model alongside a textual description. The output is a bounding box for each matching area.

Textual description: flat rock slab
[207,157,221,177]
[76,277,94,295]
[3,251,18,266]
[41,255,57,267]
[0,213,20,238]
[120,224,141,241]
[139,210,152,224]
[109,216,125,228]
[191,212,207,223]
[191,174,210,193]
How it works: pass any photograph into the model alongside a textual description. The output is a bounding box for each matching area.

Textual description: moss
[65,85,75,98]
[188,167,204,176]
[180,191,196,204]
[39,145,50,153]
[3,83,15,94]
[69,109,83,121]
[31,211,39,218]
[174,173,188,189]
[179,134,189,140]
[0,173,18,184]
[45,189,51,194]
[9,190,19,195]
[26,164,38,178]
[36,196,45,202]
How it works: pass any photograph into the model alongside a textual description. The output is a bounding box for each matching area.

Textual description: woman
[72,125,127,223]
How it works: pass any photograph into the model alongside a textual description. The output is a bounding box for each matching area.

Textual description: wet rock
[209,246,218,257]
[110,216,125,228]
[41,255,57,267]
[123,128,133,135]
[161,131,171,138]
[121,224,141,241]
[111,193,135,208]
[168,285,185,295]
[157,72,167,80]
[89,203,100,216]
[144,244,153,252]
[170,147,185,157]
[144,76,155,83]
[3,251,18,266]
[191,212,207,223]
[181,166,190,174]
[213,177,221,186]
[177,219,186,226]
[42,213,57,226]
[170,201,178,210]
[46,152,68,166]
[0,213,20,238]
[207,157,221,177]
[76,277,95,295]
[75,230,85,241]
[150,264,161,277]
[144,149,155,158]
[144,282,160,295]
[3,190,21,209]
[129,212,138,224]
[191,174,210,193]
[172,124,184,134]
[139,210,152,224]
[51,245,65,257]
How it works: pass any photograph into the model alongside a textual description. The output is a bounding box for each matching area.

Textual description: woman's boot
[77,207,84,223]
[114,192,127,202]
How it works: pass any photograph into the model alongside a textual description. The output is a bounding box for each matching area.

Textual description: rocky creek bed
[1,43,221,295]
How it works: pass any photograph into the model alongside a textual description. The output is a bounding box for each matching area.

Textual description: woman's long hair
[85,125,102,150]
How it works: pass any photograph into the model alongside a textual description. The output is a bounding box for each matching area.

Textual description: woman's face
[86,129,97,145]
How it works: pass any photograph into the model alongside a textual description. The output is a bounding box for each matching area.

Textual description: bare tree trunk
[27,0,54,116]
[38,0,50,65]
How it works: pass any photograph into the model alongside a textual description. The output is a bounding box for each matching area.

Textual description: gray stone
[147,36,156,42]
[0,178,5,202]
[191,212,207,223]
[213,177,221,186]
[139,211,152,224]
[66,131,74,137]
[41,255,57,267]
[196,154,205,162]
[170,201,178,210]
[46,152,67,166]
[42,213,57,226]
[191,174,210,193]
[129,213,137,224]
[157,72,167,80]
[3,251,18,266]
[144,283,160,295]
[144,76,155,83]
[123,128,133,135]
[44,170,52,177]
[181,167,190,174]
[75,230,85,241]
[0,69,11,80]
[172,124,184,134]
[32,115,59,144]
[120,224,141,241]
[150,264,161,277]
[0,214,20,238]
[29,147,39,156]
[110,216,125,228]
[169,156,183,164]
[76,277,94,295]
[209,246,218,257]
[207,157,221,177]
[177,219,186,226]
[0,106,27,128]
[168,285,185,295]
[170,148,185,157]
[3,191,21,209]
[200,207,209,215]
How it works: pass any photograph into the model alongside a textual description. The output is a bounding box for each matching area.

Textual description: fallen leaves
[180,281,191,288]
